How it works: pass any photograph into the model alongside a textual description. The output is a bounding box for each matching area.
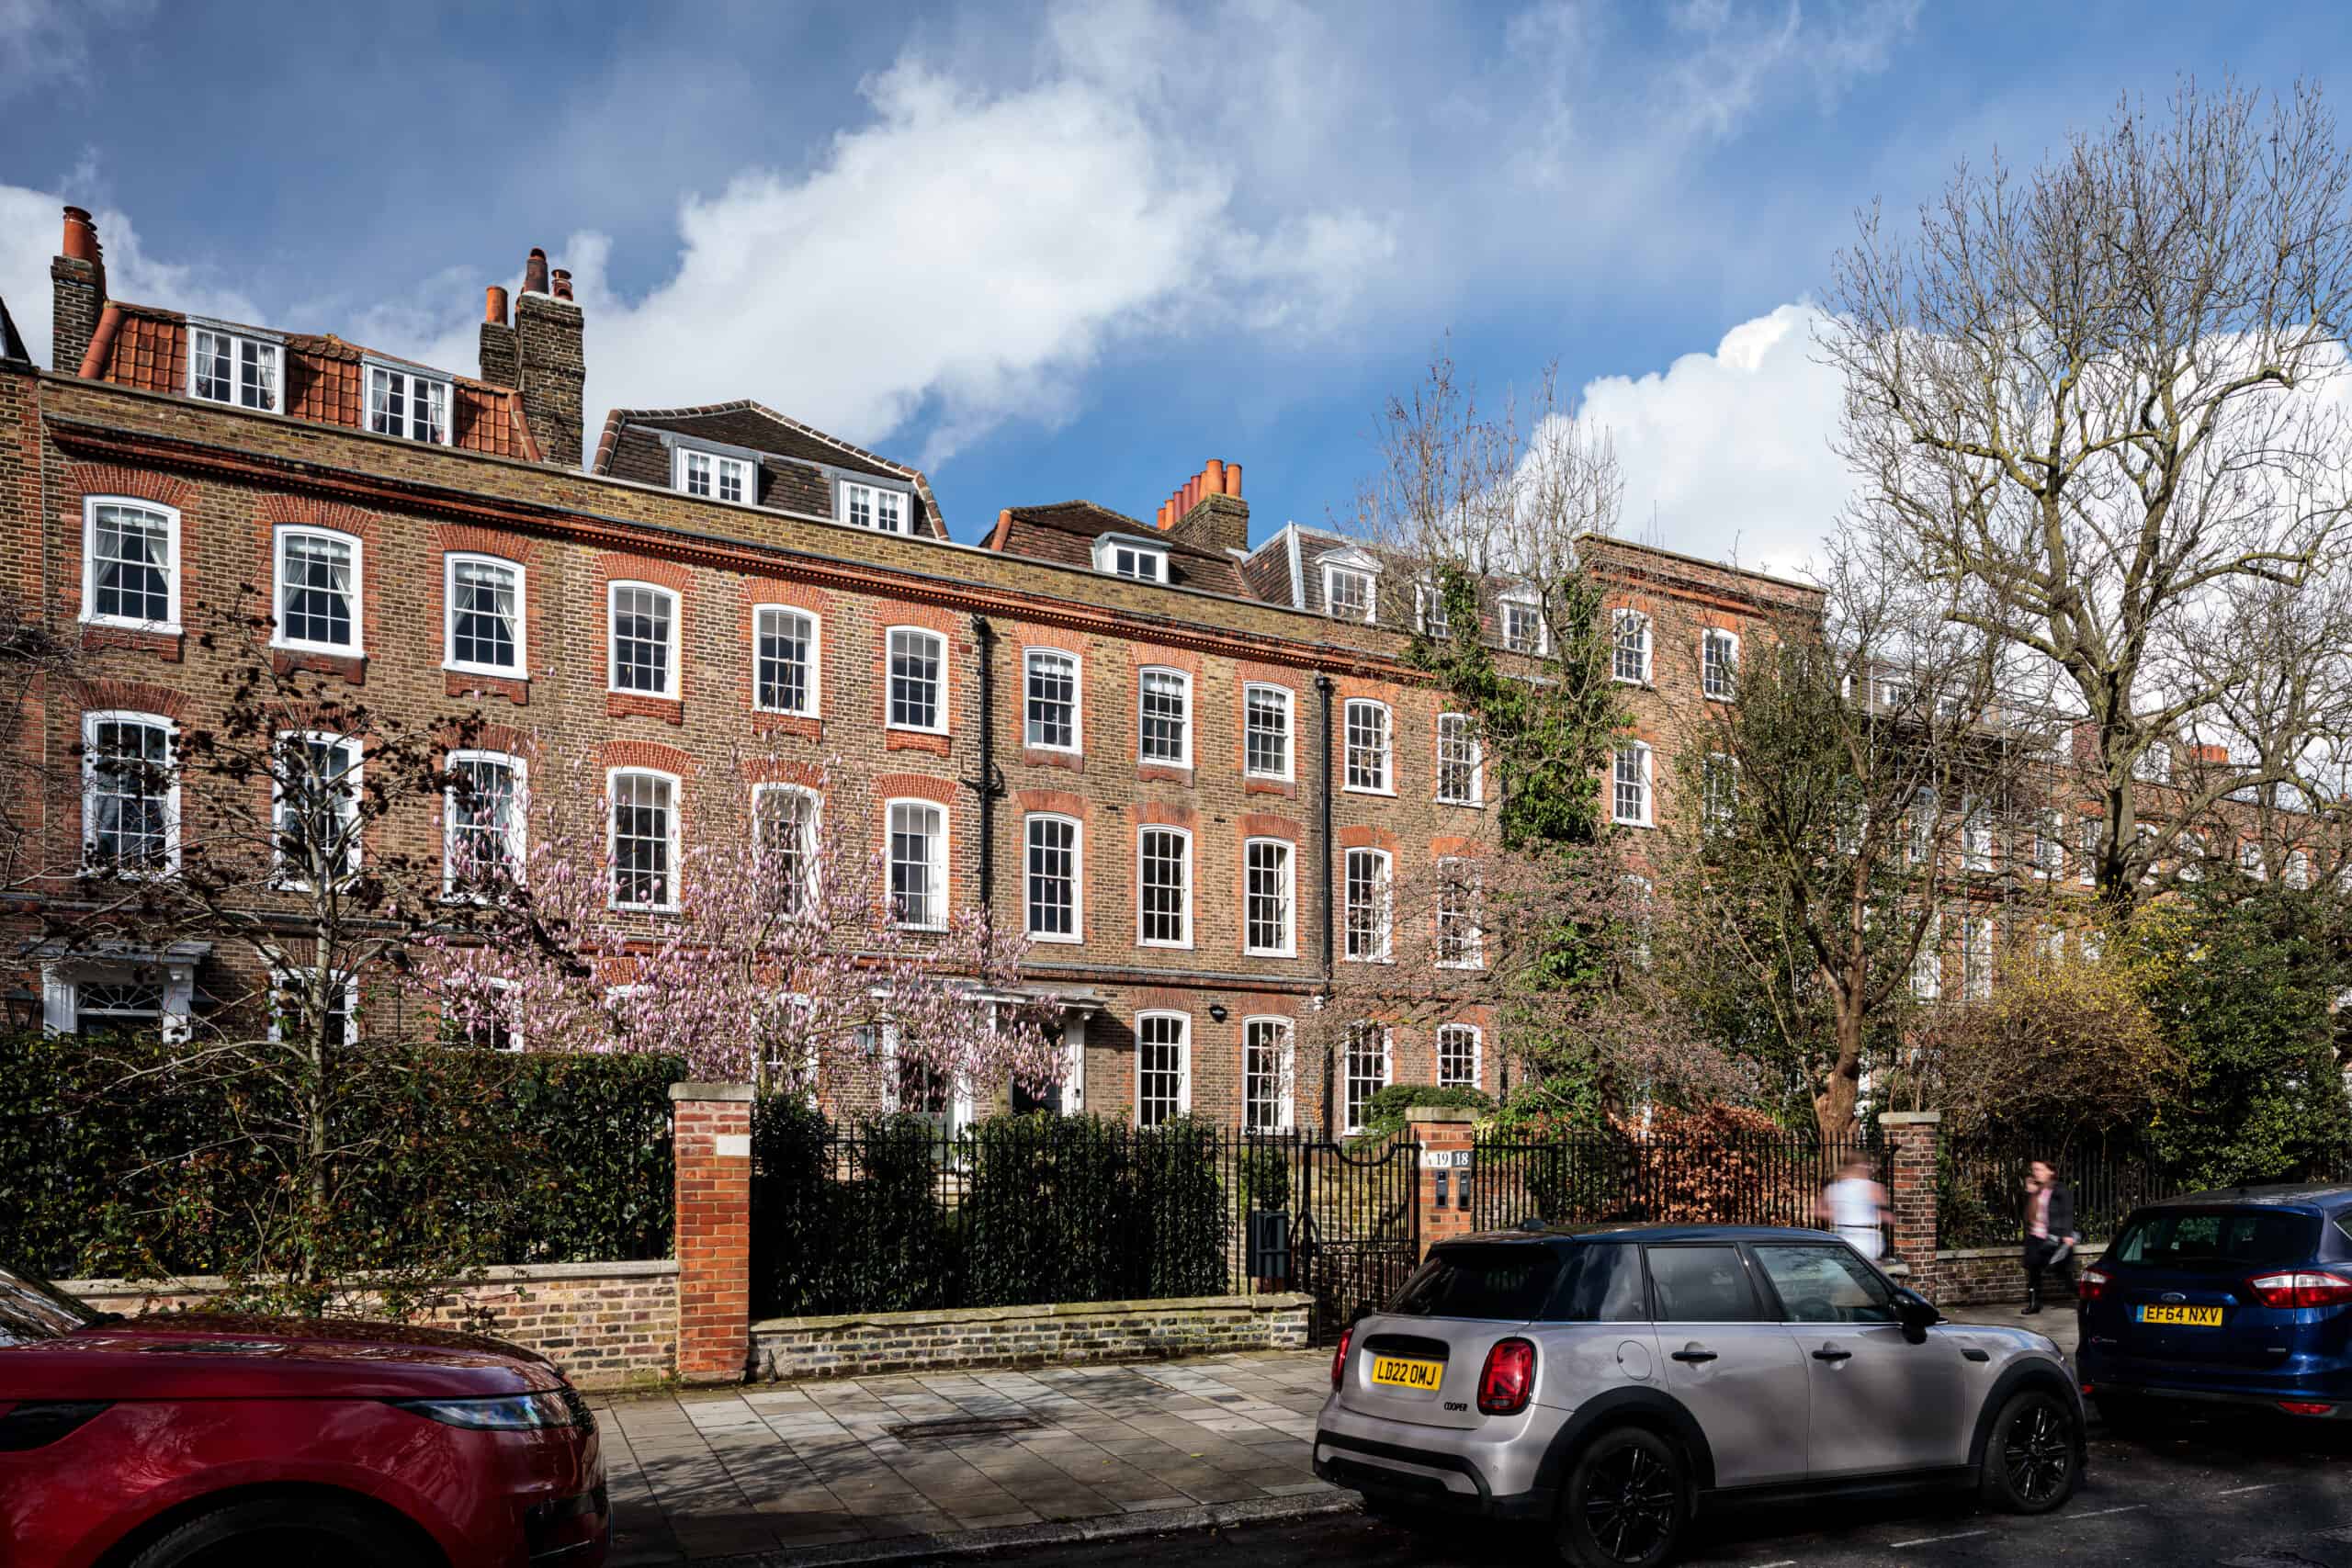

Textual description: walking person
[2019,1159,2078,1314]
[1816,1153,1887,1260]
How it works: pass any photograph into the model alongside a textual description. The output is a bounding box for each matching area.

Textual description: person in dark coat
[2019,1159,2078,1315]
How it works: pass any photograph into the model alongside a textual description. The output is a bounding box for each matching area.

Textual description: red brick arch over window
[1015,788,1088,819]
[1134,801,1198,830]
[600,739,696,779]
[1338,823,1401,856]
[74,678,187,722]
[1239,813,1305,843]
[65,463,197,513]
[744,756,826,790]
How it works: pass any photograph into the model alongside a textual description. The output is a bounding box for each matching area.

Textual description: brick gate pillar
[1408,1109,1480,1260]
[671,1082,754,1385]
[1877,1110,1943,1292]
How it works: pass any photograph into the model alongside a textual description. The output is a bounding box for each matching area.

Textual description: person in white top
[1816,1153,1887,1260]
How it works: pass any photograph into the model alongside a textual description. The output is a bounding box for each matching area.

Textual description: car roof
[2141,1182,2352,1212]
[1448,1224,1849,1247]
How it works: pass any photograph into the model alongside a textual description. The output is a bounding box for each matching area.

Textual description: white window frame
[2133,742,2173,784]
[1908,787,1939,864]
[364,362,453,446]
[1137,666,1193,767]
[1323,563,1376,623]
[443,749,527,896]
[1437,1022,1483,1090]
[1500,593,1546,656]
[606,766,682,912]
[1436,713,1483,806]
[2080,818,2100,886]
[81,496,182,633]
[273,729,363,888]
[1702,627,1739,701]
[752,782,820,910]
[887,797,949,931]
[81,709,179,877]
[886,626,948,734]
[607,581,681,699]
[1342,1024,1393,1134]
[272,525,365,656]
[187,324,283,413]
[2287,849,2312,890]
[2032,811,2064,878]
[2240,839,2267,881]
[752,605,821,717]
[672,446,752,505]
[840,479,912,535]
[1241,1017,1296,1132]
[1416,579,1451,639]
[1092,537,1168,581]
[1024,812,1083,944]
[1136,825,1193,949]
[1342,846,1394,963]
[1343,699,1393,795]
[1243,837,1296,958]
[1244,682,1295,781]
[1964,916,1995,1002]
[1135,1010,1192,1126]
[1702,753,1737,831]
[43,960,195,1043]
[1611,610,1652,685]
[1023,649,1081,753]
[1611,743,1654,829]
[1911,915,1942,1001]
[1436,858,1484,970]
[443,552,526,677]
[266,967,363,1047]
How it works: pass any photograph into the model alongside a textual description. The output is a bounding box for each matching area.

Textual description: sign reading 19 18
[1420,1149,1471,1169]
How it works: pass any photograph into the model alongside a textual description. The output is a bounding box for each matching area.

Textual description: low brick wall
[1910,1244,2108,1306]
[750,1292,1315,1382]
[59,1259,679,1392]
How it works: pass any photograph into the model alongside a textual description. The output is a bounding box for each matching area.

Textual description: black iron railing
[1470,1129,1887,1245]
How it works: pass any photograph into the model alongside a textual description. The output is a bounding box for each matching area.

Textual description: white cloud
[0,183,263,369]
[1574,302,1849,581]
[0,0,151,102]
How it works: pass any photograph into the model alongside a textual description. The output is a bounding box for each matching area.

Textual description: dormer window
[841,480,910,534]
[189,325,281,412]
[366,364,450,445]
[1320,552,1381,623]
[1092,536,1167,582]
[675,447,751,504]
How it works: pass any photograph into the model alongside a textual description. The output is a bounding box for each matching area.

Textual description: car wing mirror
[1895,1289,1941,1343]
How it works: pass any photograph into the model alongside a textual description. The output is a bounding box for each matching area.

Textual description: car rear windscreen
[1386,1244,1565,1320]
[2109,1208,2318,1271]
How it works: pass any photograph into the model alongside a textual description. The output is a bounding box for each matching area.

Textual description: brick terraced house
[0,204,1845,1134]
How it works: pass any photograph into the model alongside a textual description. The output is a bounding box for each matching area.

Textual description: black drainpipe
[1315,671,1336,1139]
[969,615,1001,916]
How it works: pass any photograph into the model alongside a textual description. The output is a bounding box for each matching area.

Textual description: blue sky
[5,1,2346,576]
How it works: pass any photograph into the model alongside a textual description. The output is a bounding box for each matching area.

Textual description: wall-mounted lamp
[1207,1003,1228,1023]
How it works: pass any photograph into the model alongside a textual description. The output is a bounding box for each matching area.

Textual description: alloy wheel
[1581,1442,1678,1562]
[2003,1403,2072,1504]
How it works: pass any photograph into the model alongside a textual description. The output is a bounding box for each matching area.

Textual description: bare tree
[1822,78,2352,908]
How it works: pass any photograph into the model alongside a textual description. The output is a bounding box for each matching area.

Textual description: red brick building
[3,206,1820,1134]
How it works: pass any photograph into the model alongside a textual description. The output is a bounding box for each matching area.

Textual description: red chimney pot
[1204,458,1226,497]
[61,206,101,264]
[524,247,550,294]
[550,269,574,302]
[484,285,510,325]
[1225,462,1243,497]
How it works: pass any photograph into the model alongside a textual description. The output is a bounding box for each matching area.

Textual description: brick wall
[748,1292,1314,1382]
[1915,1244,2104,1306]
[58,1260,680,1391]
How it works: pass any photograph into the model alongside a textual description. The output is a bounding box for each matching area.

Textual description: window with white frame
[1417,580,1450,638]
[1244,839,1295,956]
[1242,1018,1294,1131]
[2032,811,2064,877]
[1501,596,1544,655]
[445,554,523,675]
[1343,847,1392,961]
[1623,873,1655,967]
[609,769,678,909]
[608,583,677,697]
[1138,668,1191,765]
[1025,814,1080,942]
[451,979,520,1054]
[366,364,450,445]
[2240,840,2267,880]
[275,731,362,886]
[1437,1023,1482,1089]
[1611,744,1652,828]
[275,527,361,653]
[1136,1011,1190,1126]
[841,480,910,534]
[1244,684,1293,780]
[2132,741,2172,784]
[888,800,947,929]
[2288,849,2312,890]
[1961,796,1993,871]
[74,976,168,1038]
[888,628,945,731]
[1702,754,1737,830]
[2080,818,2099,886]
[445,750,525,892]
[1344,700,1391,793]
[1911,916,1942,1000]
[1325,564,1374,622]
[83,499,179,631]
[1138,827,1192,946]
[82,711,176,875]
[1908,787,1937,863]
[190,326,281,412]
[1436,861,1483,968]
[1025,650,1079,751]
[1964,917,1995,1001]
[1343,1024,1392,1133]
[753,606,818,716]
[1702,628,1738,699]
[1094,538,1166,581]
[270,968,359,1048]
[754,784,818,912]
[1437,713,1481,805]
[674,447,751,504]
[1611,610,1651,684]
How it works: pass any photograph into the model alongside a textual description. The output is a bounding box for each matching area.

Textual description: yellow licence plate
[2137,1304,2224,1326]
[1370,1355,1445,1391]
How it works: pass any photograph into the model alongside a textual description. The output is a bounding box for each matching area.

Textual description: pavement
[593,1301,2085,1568]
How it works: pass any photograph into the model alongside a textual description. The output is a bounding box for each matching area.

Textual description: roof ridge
[611,400,922,483]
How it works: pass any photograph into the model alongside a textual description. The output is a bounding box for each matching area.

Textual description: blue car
[2077,1183,2352,1421]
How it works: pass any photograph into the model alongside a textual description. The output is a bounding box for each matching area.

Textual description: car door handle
[1669,1349,1718,1363]
[1812,1348,1853,1362]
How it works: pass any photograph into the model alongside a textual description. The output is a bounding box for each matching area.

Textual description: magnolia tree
[420,750,1062,1106]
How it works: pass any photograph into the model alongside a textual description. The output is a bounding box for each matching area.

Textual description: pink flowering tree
[419,749,1063,1106]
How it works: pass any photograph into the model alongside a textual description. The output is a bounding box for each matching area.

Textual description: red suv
[0,1264,609,1567]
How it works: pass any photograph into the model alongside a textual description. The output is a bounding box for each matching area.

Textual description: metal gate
[1288,1137,1421,1345]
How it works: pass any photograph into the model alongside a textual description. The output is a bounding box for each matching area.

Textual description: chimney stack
[1159,457,1250,555]
[479,284,518,389]
[511,245,585,469]
[51,206,107,375]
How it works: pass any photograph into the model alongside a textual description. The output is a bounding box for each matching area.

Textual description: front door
[1646,1244,1811,1488]
[1750,1242,1967,1477]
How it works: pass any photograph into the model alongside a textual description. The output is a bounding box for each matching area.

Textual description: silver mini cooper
[1314,1225,2082,1567]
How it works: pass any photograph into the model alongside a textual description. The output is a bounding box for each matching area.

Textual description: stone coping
[1877,1111,1944,1125]
[1933,1244,2107,1261]
[752,1292,1315,1335]
[1405,1108,1482,1125]
[671,1080,756,1102]
[57,1258,679,1295]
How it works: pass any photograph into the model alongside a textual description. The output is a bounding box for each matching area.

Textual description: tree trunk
[1814,987,1865,1138]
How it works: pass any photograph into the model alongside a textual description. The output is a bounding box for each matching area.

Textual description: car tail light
[1476,1337,1536,1416]
[2077,1267,2113,1303]
[2246,1270,2352,1309]
[1330,1325,1353,1391]
[2278,1401,2336,1416]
